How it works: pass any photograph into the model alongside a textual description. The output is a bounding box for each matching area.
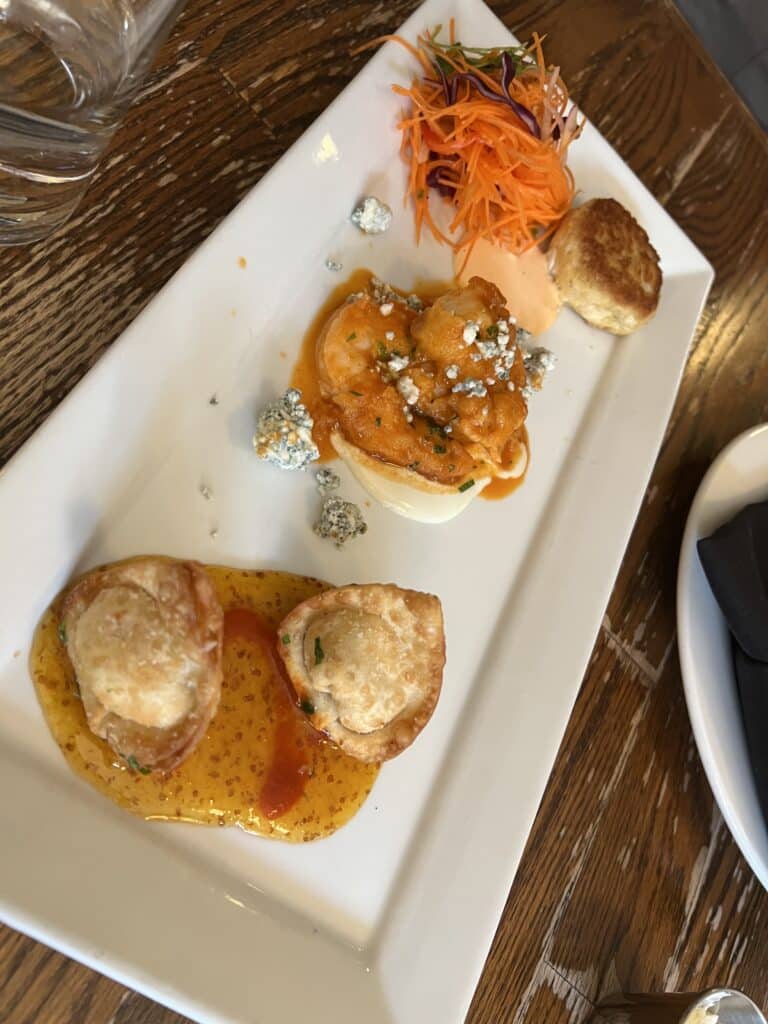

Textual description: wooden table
[1,1,767,1021]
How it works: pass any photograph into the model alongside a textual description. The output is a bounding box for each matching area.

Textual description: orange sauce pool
[482,425,529,500]
[291,268,531,501]
[30,566,379,842]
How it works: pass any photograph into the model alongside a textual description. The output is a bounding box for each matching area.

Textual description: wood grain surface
[1,1,767,1022]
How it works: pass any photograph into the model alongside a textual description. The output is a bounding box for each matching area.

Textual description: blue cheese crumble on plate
[521,346,557,399]
[253,388,319,470]
[351,196,392,235]
[314,496,367,548]
[315,467,341,495]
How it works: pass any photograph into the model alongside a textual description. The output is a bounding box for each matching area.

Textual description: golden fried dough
[62,558,223,773]
[278,584,445,763]
[550,198,661,335]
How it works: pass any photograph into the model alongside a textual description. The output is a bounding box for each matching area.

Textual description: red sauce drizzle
[224,608,319,819]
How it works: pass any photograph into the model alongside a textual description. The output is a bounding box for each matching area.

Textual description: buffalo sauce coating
[481,425,530,500]
[290,268,528,498]
[290,269,450,464]
[30,565,379,842]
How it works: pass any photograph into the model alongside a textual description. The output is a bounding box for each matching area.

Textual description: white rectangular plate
[0,0,712,1021]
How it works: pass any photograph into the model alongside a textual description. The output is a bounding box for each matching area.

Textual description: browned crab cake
[278,583,445,763]
[549,197,662,335]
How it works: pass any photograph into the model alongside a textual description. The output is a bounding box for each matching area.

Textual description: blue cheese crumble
[397,375,420,406]
[462,321,479,345]
[253,388,319,470]
[524,347,557,389]
[315,467,341,495]
[387,353,409,374]
[351,196,392,235]
[520,346,557,400]
[475,339,499,359]
[370,276,397,305]
[314,497,367,547]
[452,378,488,398]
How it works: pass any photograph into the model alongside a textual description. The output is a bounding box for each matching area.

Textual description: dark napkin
[698,500,768,826]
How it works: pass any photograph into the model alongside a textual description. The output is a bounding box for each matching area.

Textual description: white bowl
[678,423,768,890]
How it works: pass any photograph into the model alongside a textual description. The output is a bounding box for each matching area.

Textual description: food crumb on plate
[315,468,341,495]
[351,196,392,235]
[314,496,367,548]
[325,257,343,272]
[200,483,213,500]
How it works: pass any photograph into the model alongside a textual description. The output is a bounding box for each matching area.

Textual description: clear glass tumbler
[597,989,767,1024]
[0,0,187,243]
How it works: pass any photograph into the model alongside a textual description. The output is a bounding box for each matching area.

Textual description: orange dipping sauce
[455,239,560,336]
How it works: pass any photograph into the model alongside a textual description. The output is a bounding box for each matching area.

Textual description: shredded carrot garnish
[371,27,581,260]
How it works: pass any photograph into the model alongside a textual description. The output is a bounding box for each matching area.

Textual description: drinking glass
[0,0,187,243]
[597,989,767,1024]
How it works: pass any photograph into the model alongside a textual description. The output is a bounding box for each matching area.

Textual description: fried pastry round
[62,558,223,773]
[278,583,445,762]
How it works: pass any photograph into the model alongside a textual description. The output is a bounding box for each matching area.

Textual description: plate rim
[677,422,768,892]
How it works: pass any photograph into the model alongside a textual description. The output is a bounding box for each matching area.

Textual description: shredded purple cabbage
[432,51,541,139]
[499,53,541,138]
[426,152,459,197]
[435,61,456,105]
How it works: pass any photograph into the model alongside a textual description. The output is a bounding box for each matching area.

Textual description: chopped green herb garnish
[416,188,425,199]
[126,755,152,775]
[282,634,291,645]
[346,331,357,341]
[376,341,388,360]
[58,622,67,644]
[314,636,325,665]
[427,419,447,438]
[350,390,363,397]
[375,416,382,427]
[458,478,476,492]
[434,443,447,454]
[427,30,534,75]
[300,698,316,716]
[485,324,499,339]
